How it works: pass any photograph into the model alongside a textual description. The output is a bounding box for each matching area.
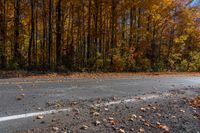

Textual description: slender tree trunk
[87,0,91,68]
[110,0,117,67]
[81,0,86,68]
[42,0,47,68]
[99,0,102,54]
[35,0,38,66]
[121,15,126,56]
[135,7,141,66]
[129,8,133,47]
[94,0,99,69]
[56,0,62,68]
[151,24,157,70]
[28,0,35,68]
[0,0,6,68]
[14,0,20,65]
[0,0,3,68]
[48,0,52,69]
[2,0,6,68]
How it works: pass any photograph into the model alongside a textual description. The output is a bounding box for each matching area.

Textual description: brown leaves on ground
[108,117,120,125]
[2,70,200,79]
[156,122,170,132]
[190,95,200,108]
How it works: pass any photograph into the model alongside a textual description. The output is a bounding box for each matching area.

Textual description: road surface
[0,76,200,132]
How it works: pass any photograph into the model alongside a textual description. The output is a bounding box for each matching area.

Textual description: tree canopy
[0,0,200,72]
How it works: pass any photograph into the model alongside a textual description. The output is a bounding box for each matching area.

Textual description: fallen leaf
[146,107,150,110]
[180,109,185,113]
[102,107,108,111]
[144,122,150,127]
[156,122,161,125]
[36,115,44,120]
[16,94,25,101]
[80,125,89,130]
[156,123,170,132]
[103,119,107,122]
[131,114,137,118]
[93,112,100,116]
[171,115,176,119]
[140,108,146,112]
[108,117,114,121]
[73,108,80,113]
[71,101,78,106]
[156,113,161,117]
[135,97,142,100]
[90,106,98,110]
[110,120,119,125]
[139,128,145,133]
[138,116,143,119]
[95,120,101,126]
[113,96,117,100]
[112,112,118,115]
[16,97,23,101]
[119,128,125,133]
[129,117,135,121]
[152,107,157,110]
[190,96,200,108]
[52,127,59,131]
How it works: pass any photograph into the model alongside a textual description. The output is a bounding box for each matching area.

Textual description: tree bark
[14,0,20,65]
[56,0,62,67]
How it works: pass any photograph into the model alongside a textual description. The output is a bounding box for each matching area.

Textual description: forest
[0,0,200,72]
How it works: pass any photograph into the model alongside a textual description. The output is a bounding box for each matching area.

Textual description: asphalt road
[0,76,200,132]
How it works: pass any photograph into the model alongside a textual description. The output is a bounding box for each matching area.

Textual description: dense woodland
[0,0,200,72]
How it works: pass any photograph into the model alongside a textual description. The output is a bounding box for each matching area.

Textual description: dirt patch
[0,71,31,79]
[1,71,200,79]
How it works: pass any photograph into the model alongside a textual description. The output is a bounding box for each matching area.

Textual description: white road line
[95,93,171,107]
[0,108,71,123]
[0,93,171,123]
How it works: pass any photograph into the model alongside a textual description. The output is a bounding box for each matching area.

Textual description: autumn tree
[0,0,199,71]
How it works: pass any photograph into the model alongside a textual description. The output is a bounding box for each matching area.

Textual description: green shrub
[153,61,165,72]
[8,59,20,70]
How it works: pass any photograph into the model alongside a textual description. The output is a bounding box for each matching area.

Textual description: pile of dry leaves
[190,95,200,108]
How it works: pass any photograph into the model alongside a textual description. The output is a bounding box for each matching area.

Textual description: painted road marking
[0,108,71,123]
[95,93,171,107]
[0,93,171,123]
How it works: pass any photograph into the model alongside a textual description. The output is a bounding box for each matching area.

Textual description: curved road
[0,76,200,132]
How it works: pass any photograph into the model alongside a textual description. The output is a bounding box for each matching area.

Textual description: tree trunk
[28,0,35,68]
[110,0,117,67]
[14,0,20,65]
[56,0,62,68]
[87,0,92,68]
[48,0,52,69]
